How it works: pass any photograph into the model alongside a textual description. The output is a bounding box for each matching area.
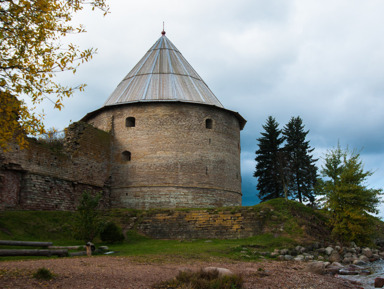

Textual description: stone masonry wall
[110,206,269,239]
[85,102,242,209]
[0,122,112,211]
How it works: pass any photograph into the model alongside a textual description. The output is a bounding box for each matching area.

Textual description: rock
[317,248,326,254]
[325,246,334,255]
[277,255,285,261]
[203,267,234,277]
[305,261,326,275]
[331,262,343,267]
[280,249,289,255]
[359,255,370,263]
[342,257,353,264]
[295,246,305,253]
[379,252,384,258]
[339,268,359,275]
[374,277,384,288]
[353,260,368,266]
[372,254,380,261]
[284,255,294,261]
[317,256,324,261]
[362,247,373,258]
[270,252,279,258]
[294,255,304,261]
[304,255,314,261]
[325,263,344,275]
[329,251,341,263]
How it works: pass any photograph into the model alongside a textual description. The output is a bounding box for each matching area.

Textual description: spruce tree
[254,116,285,201]
[318,146,382,244]
[283,116,318,203]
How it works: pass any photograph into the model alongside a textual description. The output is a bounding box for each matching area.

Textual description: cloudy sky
[36,0,384,217]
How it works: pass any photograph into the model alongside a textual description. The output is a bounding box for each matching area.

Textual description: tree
[0,0,109,150]
[73,192,104,242]
[318,145,382,244]
[254,116,285,201]
[283,116,317,203]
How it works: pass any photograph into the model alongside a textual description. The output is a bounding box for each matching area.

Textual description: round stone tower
[83,31,246,209]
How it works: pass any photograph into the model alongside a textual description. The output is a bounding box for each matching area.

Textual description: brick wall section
[85,102,242,209]
[0,122,112,210]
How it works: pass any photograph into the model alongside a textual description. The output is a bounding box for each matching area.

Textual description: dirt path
[0,256,360,288]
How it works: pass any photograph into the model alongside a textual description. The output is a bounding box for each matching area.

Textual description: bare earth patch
[0,256,360,288]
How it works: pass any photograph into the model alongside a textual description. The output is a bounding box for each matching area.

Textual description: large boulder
[305,261,326,275]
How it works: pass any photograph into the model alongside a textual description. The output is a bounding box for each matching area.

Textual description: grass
[33,267,55,280]
[103,231,295,262]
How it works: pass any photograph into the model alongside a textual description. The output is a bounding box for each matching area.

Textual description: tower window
[205,118,213,129]
[122,151,131,161]
[126,117,135,127]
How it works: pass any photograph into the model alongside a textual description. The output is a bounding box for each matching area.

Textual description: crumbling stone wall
[109,207,268,239]
[0,122,112,211]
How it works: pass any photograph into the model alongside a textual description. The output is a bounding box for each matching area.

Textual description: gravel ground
[0,256,361,288]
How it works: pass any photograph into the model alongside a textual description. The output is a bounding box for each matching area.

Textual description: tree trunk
[0,249,68,257]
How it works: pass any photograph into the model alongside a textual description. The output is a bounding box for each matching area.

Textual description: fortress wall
[86,102,242,209]
[109,207,269,239]
[0,122,112,210]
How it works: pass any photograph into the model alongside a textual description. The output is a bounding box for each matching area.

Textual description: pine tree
[254,116,285,201]
[283,116,318,203]
[318,145,382,244]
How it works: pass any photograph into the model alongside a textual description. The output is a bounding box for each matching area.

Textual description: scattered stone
[284,255,294,261]
[203,267,233,277]
[325,247,334,256]
[353,259,368,266]
[305,261,326,275]
[374,277,384,288]
[329,251,341,263]
[362,247,373,258]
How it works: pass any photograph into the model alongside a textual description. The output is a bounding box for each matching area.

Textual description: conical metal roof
[103,33,224,108]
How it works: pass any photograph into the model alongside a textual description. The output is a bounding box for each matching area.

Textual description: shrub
[73,192,104,242]
[153,269,243,289]
[100,222,125,243]
[33,267,55,280]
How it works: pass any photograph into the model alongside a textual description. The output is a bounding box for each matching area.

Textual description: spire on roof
[103,33,224,108]
[161,22,166,35]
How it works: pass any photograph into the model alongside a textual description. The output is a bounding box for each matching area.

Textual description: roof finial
[161,21,166,35]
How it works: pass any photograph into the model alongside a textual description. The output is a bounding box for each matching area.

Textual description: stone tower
[82,31,246,209]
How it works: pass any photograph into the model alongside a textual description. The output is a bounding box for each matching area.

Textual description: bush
[73,192,104,242]
[153,269,243,289]
[33,267,55,280]
[100,222,125,243]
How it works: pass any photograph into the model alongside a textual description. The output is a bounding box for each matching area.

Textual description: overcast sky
[35,0,384,217]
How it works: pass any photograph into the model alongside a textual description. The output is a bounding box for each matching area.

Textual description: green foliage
[33,267,55,280]
[254,116,285,201]
[254,116,317,203]
[282,116,318,203]
[100,222,125,243]
[73,192,104,242]
[317,145,383,245]
[153,269,243,289]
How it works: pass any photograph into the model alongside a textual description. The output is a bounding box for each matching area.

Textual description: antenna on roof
[161,21,166,35]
